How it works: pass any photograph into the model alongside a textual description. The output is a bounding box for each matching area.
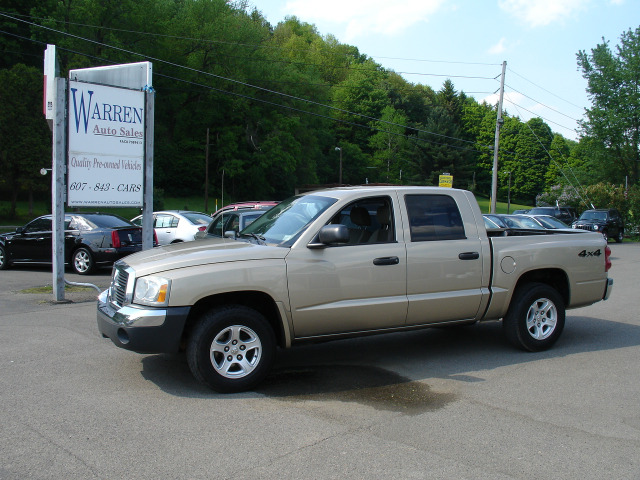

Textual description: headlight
[133,276,171,306]
[593,225,600,231]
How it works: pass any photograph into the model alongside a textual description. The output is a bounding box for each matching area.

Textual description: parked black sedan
[0,213,154,274]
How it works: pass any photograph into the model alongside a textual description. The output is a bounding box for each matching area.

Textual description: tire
[72,247,94,275]
[615,229,624,243]
[0,245,9,270]
[503,282,565,352]
[187,305,276,393]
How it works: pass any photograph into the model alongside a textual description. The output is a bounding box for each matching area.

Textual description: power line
[503,94,577,133]
[507,67,584,110]
[505,84,580,122]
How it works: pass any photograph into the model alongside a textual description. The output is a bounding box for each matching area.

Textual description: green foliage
[1,3,637,213]
[0,64,52,218]
[577,27,640,184]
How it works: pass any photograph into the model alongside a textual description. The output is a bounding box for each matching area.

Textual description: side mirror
[309,224,349,248]
[15,227,24,234]
[223,230,237,239]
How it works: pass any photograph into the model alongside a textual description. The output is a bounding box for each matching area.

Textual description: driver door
[285,195,408,338]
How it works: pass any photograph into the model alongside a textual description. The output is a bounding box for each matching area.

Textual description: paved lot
[1,245,639,480]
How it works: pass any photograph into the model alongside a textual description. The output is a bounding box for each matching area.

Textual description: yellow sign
[438,175,453,188]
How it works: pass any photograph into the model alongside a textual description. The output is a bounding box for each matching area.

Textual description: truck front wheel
[503,282,565,352]
[187,305,276,393]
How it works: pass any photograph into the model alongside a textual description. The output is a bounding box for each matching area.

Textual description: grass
[19,285,94,294]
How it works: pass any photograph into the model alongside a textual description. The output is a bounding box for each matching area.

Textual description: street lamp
[506,171,511,213]
[335,147,342,186]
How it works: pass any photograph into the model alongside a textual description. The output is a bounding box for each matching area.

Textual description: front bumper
[97,289,190,353]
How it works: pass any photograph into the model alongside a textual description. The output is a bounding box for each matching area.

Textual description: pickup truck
[97,186,613,392]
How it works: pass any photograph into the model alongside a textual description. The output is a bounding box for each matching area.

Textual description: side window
[25,218,52,232]
[327,196,394,245]
[208,213,239,237]
[208,215,225,237]
[154,214,175,229]
[405,194,466,242]
[131,217,142,226]
[225,214,241,233]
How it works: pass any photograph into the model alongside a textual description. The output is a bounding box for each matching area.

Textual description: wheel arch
[513,268,570,306]
[181,291,286,350]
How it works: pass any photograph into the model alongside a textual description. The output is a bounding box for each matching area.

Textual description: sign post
[52,78,67,301]
[43,45,154,302]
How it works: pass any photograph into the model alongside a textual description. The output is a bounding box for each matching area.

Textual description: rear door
[285,195,408,338]
[154,214,179,244]
[403,194,485,324]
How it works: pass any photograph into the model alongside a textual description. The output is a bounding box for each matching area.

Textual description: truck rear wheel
[187,305,276,393]
[503,282,565,352]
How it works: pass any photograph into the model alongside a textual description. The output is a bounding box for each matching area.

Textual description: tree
[577,27,640,184]
[0,64,51,217]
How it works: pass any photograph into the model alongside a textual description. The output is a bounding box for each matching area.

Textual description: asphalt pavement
[1,246,639,479]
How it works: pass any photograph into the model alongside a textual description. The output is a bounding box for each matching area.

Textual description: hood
[118,237,288,277]
[575,218,602,225]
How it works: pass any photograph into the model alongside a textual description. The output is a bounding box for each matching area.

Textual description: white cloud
[283,0,445,39]
[488,37,508,55]
[498,0,590,27]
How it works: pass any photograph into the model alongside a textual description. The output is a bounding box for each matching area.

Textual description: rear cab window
[405,194,466,242]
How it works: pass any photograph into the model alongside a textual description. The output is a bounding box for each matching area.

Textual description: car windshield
[502,216,544,229]
[534,216,568,229]
[529,208,554,215]
[182,212,212,225]
[579,211,607,221]
[240,194,337,246]
[76,214,135,229]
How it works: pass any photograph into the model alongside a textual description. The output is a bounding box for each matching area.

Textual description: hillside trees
[1,0,619,211]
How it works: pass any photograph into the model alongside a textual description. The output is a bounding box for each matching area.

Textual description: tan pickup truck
[97,186,613,392]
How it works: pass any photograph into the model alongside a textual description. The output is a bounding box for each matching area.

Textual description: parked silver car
[131,210,211,245]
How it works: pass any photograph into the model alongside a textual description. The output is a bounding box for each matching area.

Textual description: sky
[249,0,639,141]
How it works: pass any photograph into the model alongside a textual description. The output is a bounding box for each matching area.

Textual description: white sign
[43,44,58,121]
[67,81,145,207]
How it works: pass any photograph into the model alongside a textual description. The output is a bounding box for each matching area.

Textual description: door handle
[459,252,480,260]
[373,256,400,266]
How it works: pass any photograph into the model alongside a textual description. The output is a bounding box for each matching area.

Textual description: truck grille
[110,263,132,307]
[574,225,592,232]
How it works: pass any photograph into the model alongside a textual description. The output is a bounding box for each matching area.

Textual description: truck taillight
[605,245,612,272]
[153,230,158,245]
[111,230,121,248]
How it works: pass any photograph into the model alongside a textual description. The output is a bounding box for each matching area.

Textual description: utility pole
[205,128,210,212]
[490,61,506,214]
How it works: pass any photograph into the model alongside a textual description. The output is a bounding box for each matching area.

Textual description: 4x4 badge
[578,249,602,257]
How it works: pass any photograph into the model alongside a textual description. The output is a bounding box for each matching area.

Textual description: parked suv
[572,208,624,243]
[529,206,576,224]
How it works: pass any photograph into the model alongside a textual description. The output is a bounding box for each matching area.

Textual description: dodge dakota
[97,186,613,392]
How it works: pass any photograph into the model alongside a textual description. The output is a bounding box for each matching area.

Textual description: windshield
[241,194,337,246]
[535,216,568,229]
[183,212,212,225]
[502,216,544,229]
